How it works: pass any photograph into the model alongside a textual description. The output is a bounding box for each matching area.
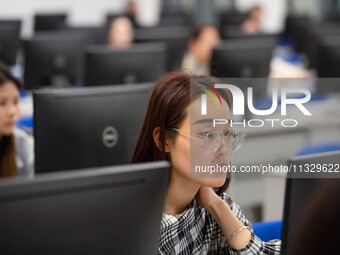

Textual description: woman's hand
[196,186,222,212]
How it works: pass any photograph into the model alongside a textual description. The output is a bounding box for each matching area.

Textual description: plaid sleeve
[222,193,281,255]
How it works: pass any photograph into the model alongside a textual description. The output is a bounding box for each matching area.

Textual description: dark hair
[131,69,233,195]
[189,25,216,42]
[0,64,22,90]
[289,179,340,255]
[0,64,21,177]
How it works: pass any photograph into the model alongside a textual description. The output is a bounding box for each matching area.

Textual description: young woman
[132,70,281,254]
[181,26,220,75]
[0,65,34,178]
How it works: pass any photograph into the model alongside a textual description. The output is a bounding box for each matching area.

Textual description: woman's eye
[203,132,214,139]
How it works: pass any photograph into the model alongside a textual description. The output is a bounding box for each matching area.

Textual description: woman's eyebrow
[193,118,231,125]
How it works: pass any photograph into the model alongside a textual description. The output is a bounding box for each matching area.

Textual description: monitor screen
[63,25,107,45]
[34,13,67,32]
[0,26,20,66]
[211,37,275,78]
[316,35,340,78]
[34,83,154,173]
[23,33,85,89]
[134,26,191,71]
[0,161,171,254]
[84,43,167,86]
[282,150,340,255]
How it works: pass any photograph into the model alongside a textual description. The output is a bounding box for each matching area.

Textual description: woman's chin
[197,176,226,188]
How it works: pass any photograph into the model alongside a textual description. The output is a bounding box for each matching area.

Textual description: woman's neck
[163,170,200,215]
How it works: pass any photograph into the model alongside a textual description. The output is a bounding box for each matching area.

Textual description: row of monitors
[284,16,340,77]
[0,143,339,253]
[8,10,250,32]
[2,32,277,89]
[33,81,340,175]
[0,24,192,70]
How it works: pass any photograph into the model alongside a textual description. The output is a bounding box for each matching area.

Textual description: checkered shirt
[159,193,281,255]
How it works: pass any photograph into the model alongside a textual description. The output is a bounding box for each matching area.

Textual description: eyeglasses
[172,128,246,152]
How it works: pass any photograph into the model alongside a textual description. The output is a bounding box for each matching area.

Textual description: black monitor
[34,13,67,32]
[219,11,248,27]
[0,19,21,29]
[63,25,107,45]
[0,161,171,254]
[303,23,340,69]
[221,25,279,40]
[23,33,85,89]
[134,26,191,71]
[0,26,20,66]
[84,43,167,86]
[315,35,340,78]
[281,150,340,255]
[211,37,275,78]
[159,13,192,27]
[34,83,154,173]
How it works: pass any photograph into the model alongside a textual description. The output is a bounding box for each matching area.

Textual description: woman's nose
[8,104,18,116]
[216,138,229,156]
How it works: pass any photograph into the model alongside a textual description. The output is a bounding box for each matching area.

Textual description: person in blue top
[0,64,34,178]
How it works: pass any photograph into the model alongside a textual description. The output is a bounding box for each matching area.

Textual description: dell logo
[102,126,119,148]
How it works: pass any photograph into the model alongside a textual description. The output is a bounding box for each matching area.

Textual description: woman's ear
[153,127,171,152]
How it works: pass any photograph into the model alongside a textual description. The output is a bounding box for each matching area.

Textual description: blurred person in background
[126,0,138,28]
[0,65,34,178]
[241,6,263,34]
[107,16,134,50]
[181,25,220,75]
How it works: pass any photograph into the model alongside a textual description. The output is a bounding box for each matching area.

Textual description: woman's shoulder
[14,127,34,177]
[14,127,32,140]
[14,127,34,151]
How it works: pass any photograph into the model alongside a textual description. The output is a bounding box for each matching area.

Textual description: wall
[0,0,127,38]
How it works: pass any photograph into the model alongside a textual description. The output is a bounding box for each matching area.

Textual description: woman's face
[190,27,220,64]
[0,82,20,137]
[167,95,231,188]
[108,17,134,49]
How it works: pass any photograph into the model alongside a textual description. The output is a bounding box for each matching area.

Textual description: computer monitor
[219,11,248,27]
[315,35,340,78]
[281,150,340,255]
[84,43,167,86]
[23,33,85,89]
[0,19,21,29]
[63,25,107,45]
[211,37,276,78]
[0,161,171,254]
[34,13,67,32]
[221,25,279,40]
[134,26,191,71]
[303,23,340,69]
[34,83,154,173]
[0,26,20,66]
[159,12,192,27]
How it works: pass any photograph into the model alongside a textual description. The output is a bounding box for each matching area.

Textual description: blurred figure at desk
[181,25,220,75]
[0,65,34,178]
[241,6,263,34]
[107,16,134,50]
